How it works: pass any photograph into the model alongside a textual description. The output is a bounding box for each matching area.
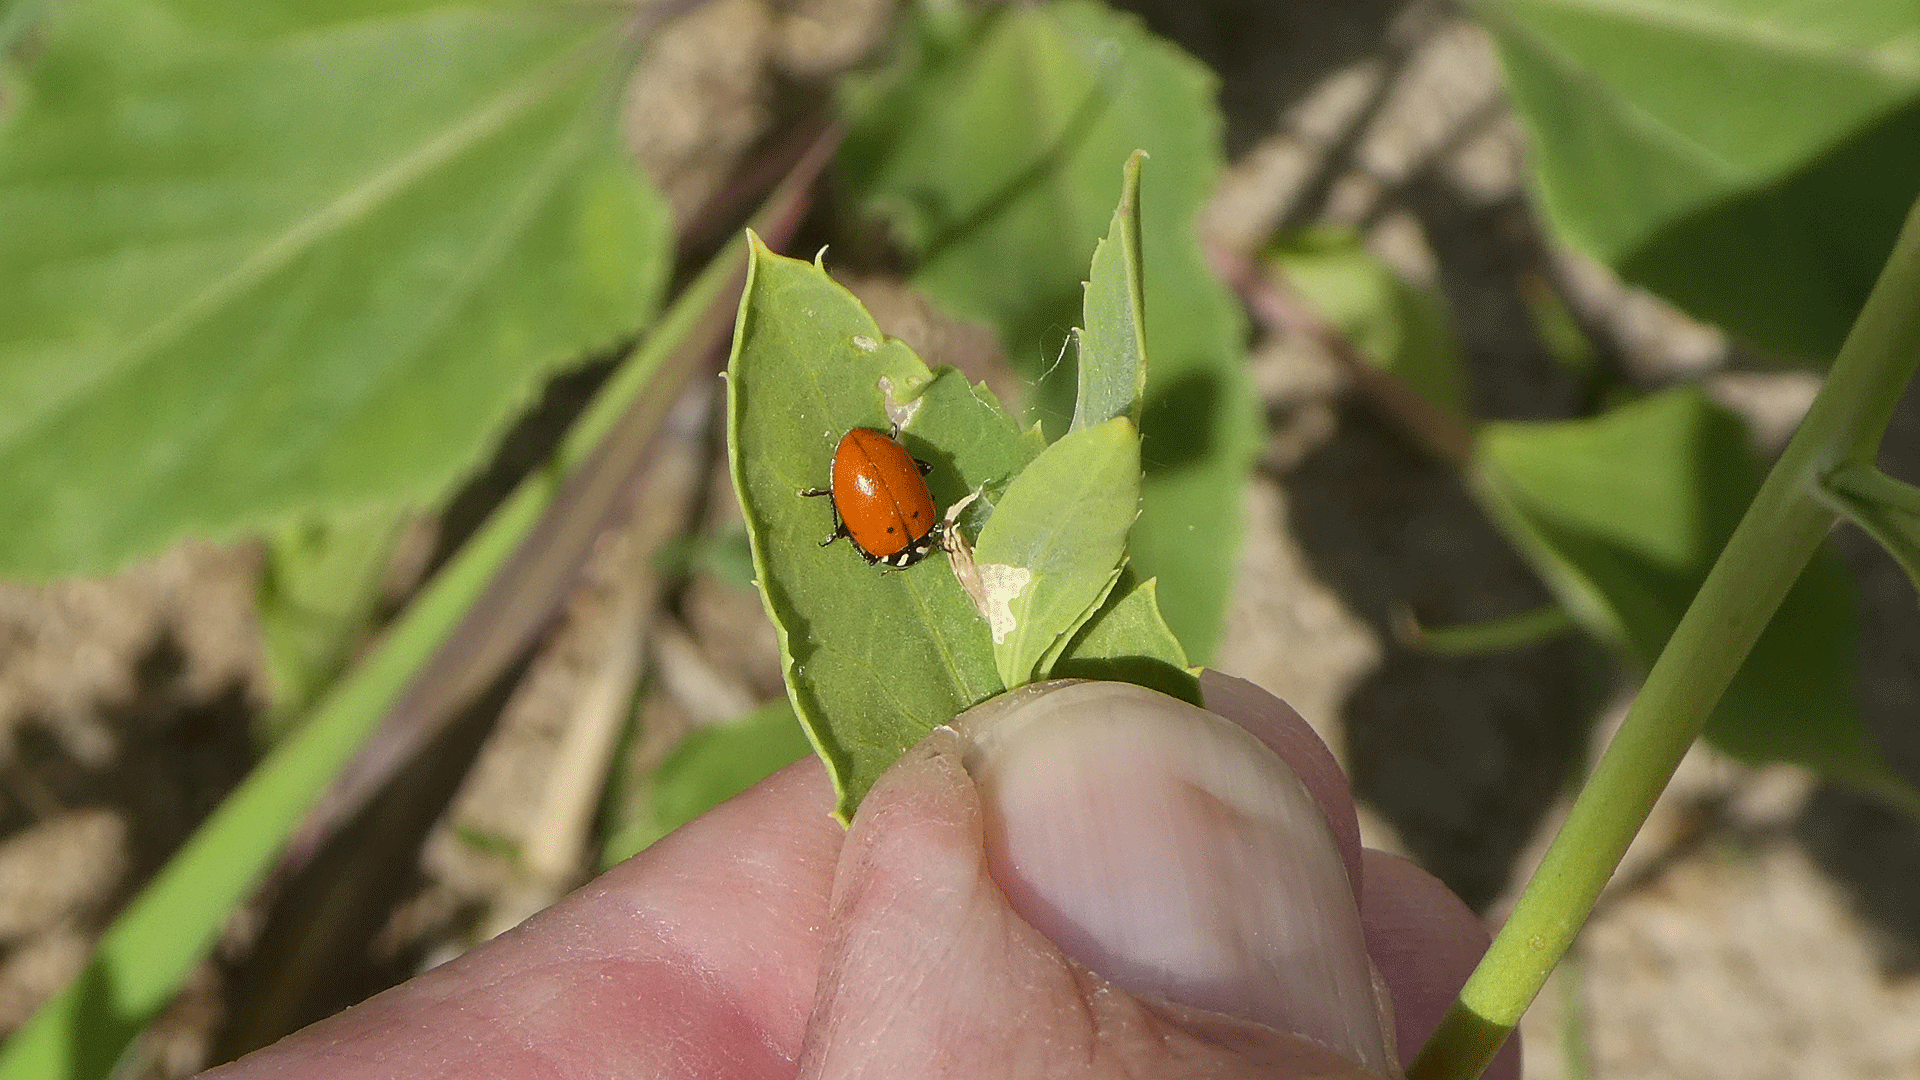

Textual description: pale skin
[204,672,1520,1079]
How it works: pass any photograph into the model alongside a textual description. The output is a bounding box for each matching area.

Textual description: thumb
[798,681,1397,1079]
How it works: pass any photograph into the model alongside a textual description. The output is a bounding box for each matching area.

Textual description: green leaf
[599,700,813,868]
[451,824,520,860]
[1266,225,1470,422]
[1049,572,1199,704]
[1073,149,1148,433]
[0,0,38,79]
[0,0,670,577]
[973,416,1140,688]
[1473,387,1901,792]
[1820,462,1920,594]
[1408,604,1580,656]
[255,506,408,741]
[728,237,1033,820]
[1518,271,1602,378]
[1480,0,1920,358]
[840,0,1260,662]
[653,522,757,590]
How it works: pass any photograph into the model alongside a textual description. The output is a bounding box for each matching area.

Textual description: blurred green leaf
[973,416,1140,687]
[1517,271,1601,378]
[1074,150,1147,433]
[1821,462,1920,594]
[452,823,520,860]
[1480,0,1920,358]
[255,507,408,741]
[1408,603,1579,656]
[600,700,813,868]
[840,0,1260,662]
[0,0,670,576]
[1050,572,1198,704]
[728,237,1035,819]
[0,0,38,74]
[652,522,757,590]
[1267,225,1470,422]
[1474,387,1903,792]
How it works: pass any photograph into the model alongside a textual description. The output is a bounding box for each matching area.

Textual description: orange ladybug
[801,427,942,569]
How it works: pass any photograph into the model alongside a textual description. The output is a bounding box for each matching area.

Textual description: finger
[800,683,1394,1079]
[1359,851,1520,1080]
[1201,669,1364,890]
[205,758,844,1079]
[1202,675,1520,1079]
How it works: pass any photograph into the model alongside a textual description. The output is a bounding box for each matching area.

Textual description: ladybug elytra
[801,427,943,569]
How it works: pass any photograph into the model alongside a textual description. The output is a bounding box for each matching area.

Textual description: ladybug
[801,427,943,569]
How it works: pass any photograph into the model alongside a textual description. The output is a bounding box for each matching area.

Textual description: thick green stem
[1409,194,1920,1080]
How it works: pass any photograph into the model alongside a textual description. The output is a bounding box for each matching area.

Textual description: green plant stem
[1406,603,1576,656]
[1825,463,1920,513]
[1817,460,1920,612]
[1409,193,1920,1080]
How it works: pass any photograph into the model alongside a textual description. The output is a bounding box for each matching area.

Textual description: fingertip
[810,717,1401,1078]
[1200,669,1364,890]
[957,682,1393,1073]
[822,728,987,922]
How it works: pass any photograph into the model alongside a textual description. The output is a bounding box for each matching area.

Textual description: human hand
[205,671,1518,1078]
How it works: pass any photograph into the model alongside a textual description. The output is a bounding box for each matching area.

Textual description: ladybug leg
[823,517,852,549]
[799,487,848,548]
[877,420,931,476]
